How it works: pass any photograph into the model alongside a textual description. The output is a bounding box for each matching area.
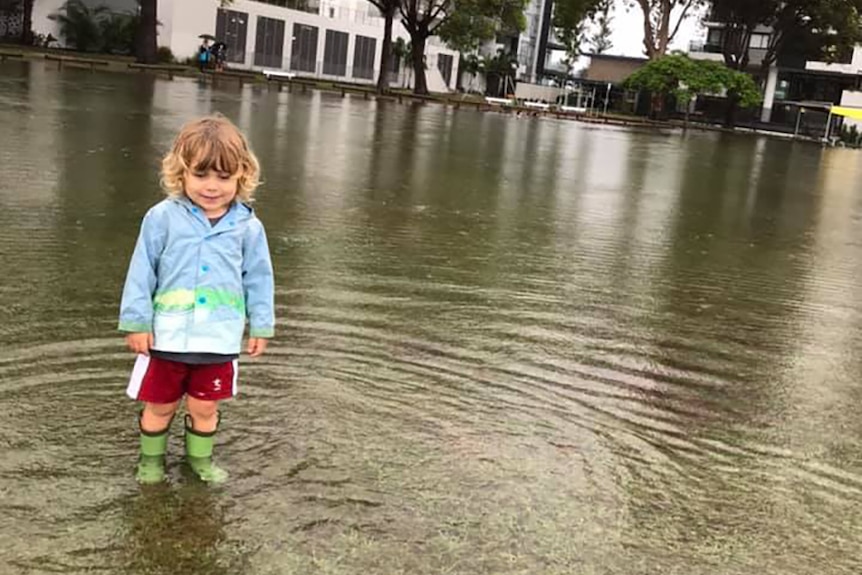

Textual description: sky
[603,2,707,58]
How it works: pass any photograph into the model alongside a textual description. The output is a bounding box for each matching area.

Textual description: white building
[30,0,459,93]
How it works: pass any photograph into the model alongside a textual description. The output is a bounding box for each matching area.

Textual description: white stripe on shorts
[126,354,151,400]
[231,359,239,396]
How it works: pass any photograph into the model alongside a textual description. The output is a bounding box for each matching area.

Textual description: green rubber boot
[184,414,228,484]
[136,424,169,485]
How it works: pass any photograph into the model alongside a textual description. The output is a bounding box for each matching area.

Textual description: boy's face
[184,168,240,218]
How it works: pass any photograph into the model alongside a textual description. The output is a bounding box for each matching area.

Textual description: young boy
[119,115,275,484]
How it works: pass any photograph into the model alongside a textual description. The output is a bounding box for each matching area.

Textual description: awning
[830,105,862,120]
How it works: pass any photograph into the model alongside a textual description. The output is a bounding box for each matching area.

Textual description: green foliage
[461,53,483,77]
[483,48,517,76]
[588,0,613,54]
[624,53,762,107]
[625,0,706,59]
[392,37,413,68]
[436,0,528,52]
[839,123,862,148]
[707,0,862,68]
[399,0,527,93]
[49,0,138,54]
[49,0,107,52]
[553,0,613,69]
[156,46,174,63]
[99,10,137,55]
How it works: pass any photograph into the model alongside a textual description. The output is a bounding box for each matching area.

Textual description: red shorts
[126,354,238,403]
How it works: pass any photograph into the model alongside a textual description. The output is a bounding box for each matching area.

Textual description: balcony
[688,41,724,62]
[689,41,722,54]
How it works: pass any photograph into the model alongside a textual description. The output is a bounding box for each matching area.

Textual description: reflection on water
[2,60,862,574]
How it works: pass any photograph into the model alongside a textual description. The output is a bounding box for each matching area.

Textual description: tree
[707,0,862,72]
[553,0,597,76]
[588,0,613,54]
[48,1,138,54]
[399,0,527,95]
[624,53,761,119]
[460,52,483,92]
[364,0,401,93]
[21,0,33,45]
[627,0,705,59]
[706,0,862,126]
[136,0,157,63]
[482,47,517,96]
[392,37,412,87]
[49,0,108,52]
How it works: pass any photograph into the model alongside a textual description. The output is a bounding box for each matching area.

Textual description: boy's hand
[125,333,153,355]
[247,338,268,357]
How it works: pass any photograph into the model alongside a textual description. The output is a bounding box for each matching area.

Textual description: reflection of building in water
[28,0,460,93]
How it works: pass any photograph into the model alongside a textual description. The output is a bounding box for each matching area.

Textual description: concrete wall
[840,90,862,130]
[30,0,65,43]
[583,56,646,84]
[159,0,459,92]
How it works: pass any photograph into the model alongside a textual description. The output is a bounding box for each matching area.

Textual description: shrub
[156,46,174,63]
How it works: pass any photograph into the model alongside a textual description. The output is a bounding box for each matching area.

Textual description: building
[28,0,460,93]
[689,16,862,125]
[473,0,558,85]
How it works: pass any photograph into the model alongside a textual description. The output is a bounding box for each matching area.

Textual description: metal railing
[689,41,722,54]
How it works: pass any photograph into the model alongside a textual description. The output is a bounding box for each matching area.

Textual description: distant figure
[198,39,211,72]
[118,116,275,485]
[212,41,227,72]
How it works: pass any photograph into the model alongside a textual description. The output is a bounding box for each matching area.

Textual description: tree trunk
[20,0,33,46]
[724,92,740,128]
[136,0,158,64]
[376,6,395,94]
[410,34,427,95]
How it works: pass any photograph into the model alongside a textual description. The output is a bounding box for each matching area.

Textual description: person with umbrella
[198,34,215,72]
[211,40,227,72]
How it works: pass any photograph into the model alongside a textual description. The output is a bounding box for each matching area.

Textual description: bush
[49,0,140,55]
[156,46,174,63]
[99,11,137,55]
[839,123,862,148]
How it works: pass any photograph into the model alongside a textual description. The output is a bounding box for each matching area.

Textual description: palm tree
[483,49,517,97]
[49,0,108,52]
[460,53,483,93]
[391,37,411,88]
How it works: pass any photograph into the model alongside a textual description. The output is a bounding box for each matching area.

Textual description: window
[252,0,319,14]
[216,9,249,64]
[254,16,285,68]
[706,28,723,48]
[749,33,769,49]
[437,53,453,87]
[290,23,318,72]
[353,35,376,80]
[323,30,348,76]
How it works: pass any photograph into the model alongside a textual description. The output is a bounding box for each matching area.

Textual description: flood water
[2,60,862,575]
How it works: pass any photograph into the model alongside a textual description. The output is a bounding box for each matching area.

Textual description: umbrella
[198,34,216,41]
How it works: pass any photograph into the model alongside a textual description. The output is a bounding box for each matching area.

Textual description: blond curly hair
[160,115,260,202]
